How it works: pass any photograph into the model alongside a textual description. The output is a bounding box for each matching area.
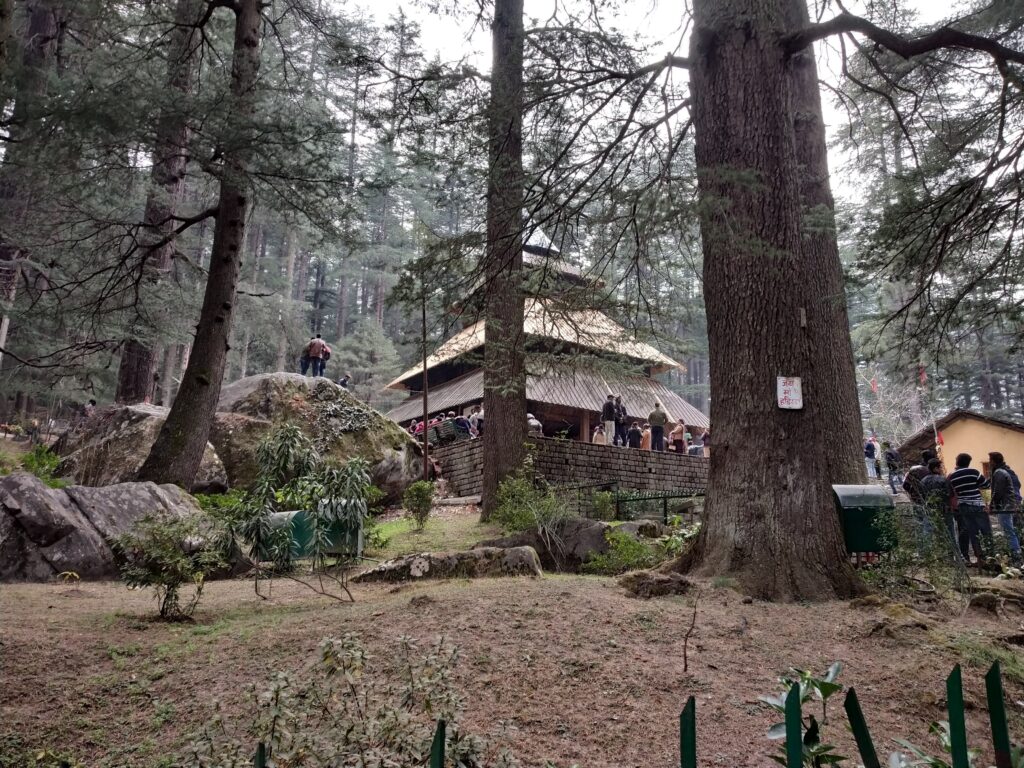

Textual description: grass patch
[948,633,1024,685]
[367,512,500,560]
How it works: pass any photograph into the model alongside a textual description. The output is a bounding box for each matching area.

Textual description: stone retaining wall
[432,437,709,497]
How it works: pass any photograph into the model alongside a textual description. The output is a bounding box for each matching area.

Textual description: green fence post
[680,696,697,768]
[985,662,1012,768]
[430,719,446,768]
[785,684,802,768]
[843,688,881,768]
[946,665,970,768]
[254,742,266,768]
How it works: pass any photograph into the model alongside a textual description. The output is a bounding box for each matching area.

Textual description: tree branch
[783,11,1024,68]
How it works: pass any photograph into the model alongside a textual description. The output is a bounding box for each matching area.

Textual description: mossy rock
[214,373,419,501]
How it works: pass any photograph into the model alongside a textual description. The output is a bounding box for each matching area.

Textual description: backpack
[322,346,331,361]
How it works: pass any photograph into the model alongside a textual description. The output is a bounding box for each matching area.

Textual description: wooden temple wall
[432,436,709,498]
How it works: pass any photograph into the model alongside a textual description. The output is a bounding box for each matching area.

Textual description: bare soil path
[1,575,1022,767]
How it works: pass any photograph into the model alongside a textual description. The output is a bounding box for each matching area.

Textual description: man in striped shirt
[948,453,993,564]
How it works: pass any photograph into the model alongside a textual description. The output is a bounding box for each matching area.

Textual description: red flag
[936,431,944,446]
[870,377,878,394]
[918,365,928,385]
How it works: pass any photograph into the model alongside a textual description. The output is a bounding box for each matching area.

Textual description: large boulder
[214,373,420,501]
[57,404,227,492]
[0,472,202,582]
[353,546,543,583]
[478,518,615,572]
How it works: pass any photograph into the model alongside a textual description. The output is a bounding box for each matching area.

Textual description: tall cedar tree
[137,0,262,487]
[784,0,865,487]
[114,0,201,404]
[681,0,863,600]
[480,0,527,518]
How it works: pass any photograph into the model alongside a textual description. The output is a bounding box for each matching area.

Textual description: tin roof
[386,367,709,428]
[388,299,682,389]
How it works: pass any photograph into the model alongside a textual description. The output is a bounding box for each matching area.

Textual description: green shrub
[114,515,226,620]
[193,489,246,516]
[582,531,659,575]
[493,455,574,535]
[365,484,387,512]
[590,490,616,521]
[19,445,66,488]
[183,634,517,767]
[403,480,435,530]
[658,520,702,558]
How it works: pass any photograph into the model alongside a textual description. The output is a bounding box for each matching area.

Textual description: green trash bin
[832,485,895,554]
[257,510,363,561]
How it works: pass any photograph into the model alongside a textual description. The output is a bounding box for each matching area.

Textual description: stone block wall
[432,437,709,497]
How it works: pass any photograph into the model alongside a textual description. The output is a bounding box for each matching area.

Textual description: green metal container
[832,484,895,553]
[259,509,363,561]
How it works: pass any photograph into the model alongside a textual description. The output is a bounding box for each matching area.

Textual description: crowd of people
[596,395,709,455]
[868,435,1023,567]
[408,405,484,439]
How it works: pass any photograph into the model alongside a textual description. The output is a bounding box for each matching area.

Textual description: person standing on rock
[647,402,668,452]
[300,337,314,375]
[305,334,327,377]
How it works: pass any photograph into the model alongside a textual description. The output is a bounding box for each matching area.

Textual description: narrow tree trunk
[275,228,297,371]
[138,0,262,488]
[784,0,865,485]
[480,0,527,519]
[0,0,11,86]
[335,274,348,339]
[160,343,177,405]
[114,0,201,403]
[680,0,861,600]
[236,220,264,379]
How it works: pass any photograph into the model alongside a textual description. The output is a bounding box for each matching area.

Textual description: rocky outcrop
[56,374,420,501]
[353,546,543,583]
[478,518,616,572]
[619,571,692,599]
[57,404,227,492]
[215,373,420,501]
[0,472,201,582]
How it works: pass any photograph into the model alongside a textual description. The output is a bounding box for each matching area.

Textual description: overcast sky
[357,0,960,204]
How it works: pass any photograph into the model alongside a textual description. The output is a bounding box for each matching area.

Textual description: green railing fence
[251,663,1015,768]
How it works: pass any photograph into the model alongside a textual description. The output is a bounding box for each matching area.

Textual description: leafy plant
[658,520,702,558]
[114,515,226,620]
[760,663,846,766]
[182,634,518,767]
[590,490,616,521]
[862,506,970,601]
[19,445,66,488]
[403,480,435,530]
[225,424,370,601]
[582,531,659,575]
[493,454,575,535]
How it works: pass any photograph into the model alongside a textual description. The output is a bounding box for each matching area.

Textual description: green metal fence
[251,662,1015,768]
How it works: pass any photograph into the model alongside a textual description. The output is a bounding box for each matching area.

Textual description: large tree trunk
[115,0,200,404]
[680,0,861,600]
[0,0,11,85]
[480,0,527,519]
[138,0,262,488]
[784,0,865,485]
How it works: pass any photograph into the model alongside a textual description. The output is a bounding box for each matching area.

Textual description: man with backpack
[882,441,902,495]
[988,451,1023,564]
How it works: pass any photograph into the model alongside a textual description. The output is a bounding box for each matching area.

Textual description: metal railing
[557,480,705,524]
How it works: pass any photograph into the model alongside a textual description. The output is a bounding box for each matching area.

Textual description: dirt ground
[2,570,1024,768]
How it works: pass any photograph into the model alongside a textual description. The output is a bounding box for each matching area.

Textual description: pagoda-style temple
[385,238,709,441]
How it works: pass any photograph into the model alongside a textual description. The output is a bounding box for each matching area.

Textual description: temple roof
[387,298,682,389]
[386,367,709,428]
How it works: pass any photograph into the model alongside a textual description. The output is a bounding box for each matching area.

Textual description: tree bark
[480,0,527,519]
[275,227,297,371]
[784,0,865,485]
[115,0,201,404]
[0,0,10,85]
[236,220,264,379]
[679,0,861,600]
[138,0,262,488]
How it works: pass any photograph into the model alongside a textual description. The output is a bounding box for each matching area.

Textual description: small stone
[741,596,753,604]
